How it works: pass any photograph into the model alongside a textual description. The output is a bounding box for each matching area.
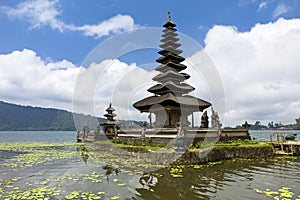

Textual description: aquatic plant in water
[1,142,299,199]
[0,142,79,168]
[168,165,185,178]
[254,187,300,200]
[0,142,141,199]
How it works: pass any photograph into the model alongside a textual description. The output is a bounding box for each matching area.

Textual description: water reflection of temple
[77,13,250,143]
[135,159,268,199]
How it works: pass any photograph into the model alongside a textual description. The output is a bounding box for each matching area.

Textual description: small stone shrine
[100,103,120,139]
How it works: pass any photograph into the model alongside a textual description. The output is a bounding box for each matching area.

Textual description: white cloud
[72,59,157,121]
[1,11,300,127]
[203,18,300,126]
[73,14,136,38]
[0,48,158,122]
[2,0,64,31]
[0,49,81,110]
[1,0,137,38]
[258,1,268,11]
[0,48,157,123]
[273,3,290,18]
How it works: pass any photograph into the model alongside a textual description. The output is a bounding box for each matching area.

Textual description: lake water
[0,131,78,143]
[1,130,299,143]
[0,131,300,199]
[250,130,300,141]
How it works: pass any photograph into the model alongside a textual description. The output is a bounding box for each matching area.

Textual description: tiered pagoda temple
[100,103,120,138]
[133,12,211,128]
[77,13,251,143]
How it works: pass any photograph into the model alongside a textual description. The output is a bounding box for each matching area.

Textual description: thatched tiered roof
[133,12,211,114]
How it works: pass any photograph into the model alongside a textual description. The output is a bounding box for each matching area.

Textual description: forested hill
[0,101,103,131]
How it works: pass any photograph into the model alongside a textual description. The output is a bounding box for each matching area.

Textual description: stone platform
[77,127,251,144]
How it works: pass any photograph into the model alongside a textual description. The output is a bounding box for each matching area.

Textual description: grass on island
[109,138,272,152]
[110,138,171,152]
[192,139,272,149]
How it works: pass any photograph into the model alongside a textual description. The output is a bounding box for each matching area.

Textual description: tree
[254,121,261,126]
[274,122,282,128]
[250,121,261,130]
[268,121,274,129]
[250,121,267,130]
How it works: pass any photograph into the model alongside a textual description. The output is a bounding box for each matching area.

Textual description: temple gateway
[133,12,211,128]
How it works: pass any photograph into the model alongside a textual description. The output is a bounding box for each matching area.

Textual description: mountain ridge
[0,101,102,131]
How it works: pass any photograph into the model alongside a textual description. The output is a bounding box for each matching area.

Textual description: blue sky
[0,0,300,126]
[1,0,299,64]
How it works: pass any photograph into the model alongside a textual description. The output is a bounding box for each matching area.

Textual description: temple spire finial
[168,11,171,21]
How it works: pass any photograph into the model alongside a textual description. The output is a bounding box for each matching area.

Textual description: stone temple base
[77,128,250,143]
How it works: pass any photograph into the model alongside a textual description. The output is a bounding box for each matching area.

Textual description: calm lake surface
[0,130,299,199]
[0,131,78,142]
